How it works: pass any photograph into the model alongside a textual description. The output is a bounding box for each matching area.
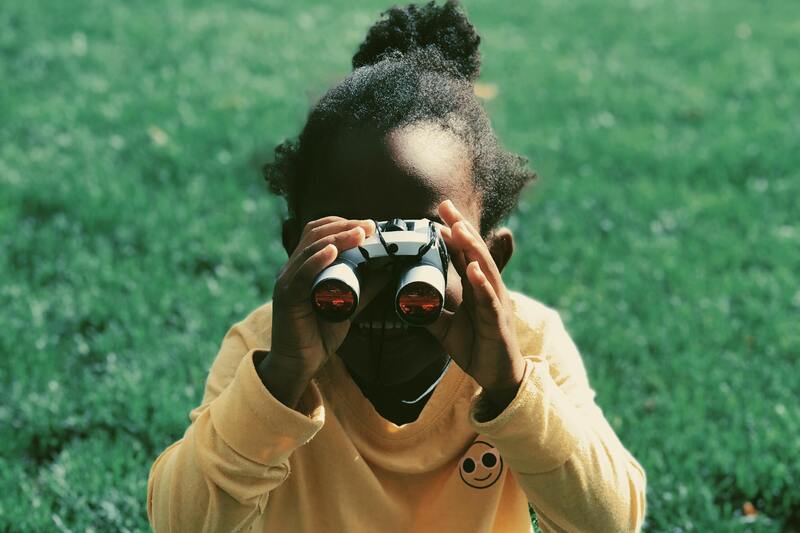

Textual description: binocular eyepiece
[311,218,449,326]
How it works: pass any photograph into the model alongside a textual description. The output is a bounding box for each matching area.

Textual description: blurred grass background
[1,0,799,530]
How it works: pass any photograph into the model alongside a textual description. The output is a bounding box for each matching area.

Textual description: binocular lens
[312,279,357,322]
[396,282,443,325]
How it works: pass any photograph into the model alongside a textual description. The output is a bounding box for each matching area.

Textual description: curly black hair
[263,0,537,237]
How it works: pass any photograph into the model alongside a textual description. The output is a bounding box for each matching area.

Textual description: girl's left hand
[425,199,526,411]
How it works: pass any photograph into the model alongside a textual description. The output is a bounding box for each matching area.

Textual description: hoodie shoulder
[230,300,274,350]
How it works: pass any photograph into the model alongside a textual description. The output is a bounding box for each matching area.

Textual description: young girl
[147,2,646,531]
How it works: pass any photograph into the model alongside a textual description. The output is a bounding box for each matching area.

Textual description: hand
[263,216,389,407]
[425,200,526,410]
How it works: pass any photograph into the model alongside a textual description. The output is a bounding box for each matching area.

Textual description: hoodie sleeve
[146,303,325,532]
[469,305,647,533]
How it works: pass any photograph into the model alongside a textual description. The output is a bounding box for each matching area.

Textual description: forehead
[300,121,480,224]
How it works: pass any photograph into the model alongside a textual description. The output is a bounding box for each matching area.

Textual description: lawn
[1,0,799,530]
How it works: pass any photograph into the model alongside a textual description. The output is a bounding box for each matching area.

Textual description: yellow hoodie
[147,291,646,532]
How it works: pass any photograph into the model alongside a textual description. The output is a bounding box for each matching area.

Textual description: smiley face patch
[459,440,503,489]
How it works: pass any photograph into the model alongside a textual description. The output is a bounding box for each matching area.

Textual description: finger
[446,244,475,307]
[437,201,500,286]
[284,226,366,284]
[437,199,463,227]
[296,216,348,249]
[438,223,471,287]
[451,221,504,293]
[298,218,375,252]
[304,215,345,231]
[301,215,372,233]
[437,200,481,240]
[283,243,339,305]
[437,223,453,242]
[466,261,503,329]
[437,225,473,297]
[438,223,461,254]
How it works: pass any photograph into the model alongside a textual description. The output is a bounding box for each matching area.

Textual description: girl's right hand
[265,216,377,389]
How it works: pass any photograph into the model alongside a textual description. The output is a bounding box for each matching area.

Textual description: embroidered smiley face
[459,440,503,489]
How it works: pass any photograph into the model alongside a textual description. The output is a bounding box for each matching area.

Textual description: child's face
[284,121,507,385]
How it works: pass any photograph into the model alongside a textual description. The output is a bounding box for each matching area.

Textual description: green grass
[2,0,799,530]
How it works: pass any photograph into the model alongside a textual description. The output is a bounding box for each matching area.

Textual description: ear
[281,218,301,256]
[485,227,514,273]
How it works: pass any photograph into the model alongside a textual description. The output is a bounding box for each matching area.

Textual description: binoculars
[311,218,449,325]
